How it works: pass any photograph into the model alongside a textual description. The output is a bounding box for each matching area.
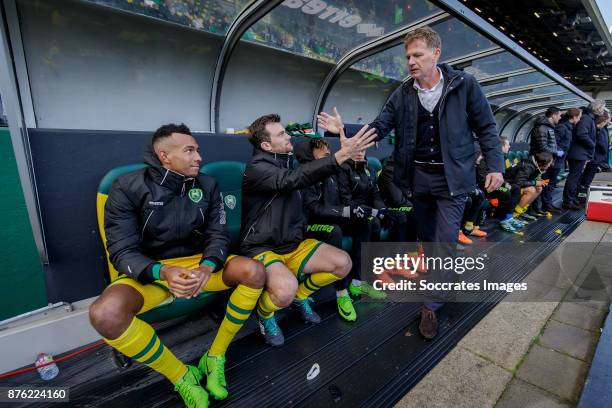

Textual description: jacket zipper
[436,74,460,195]
[141,210,155,240]
[437,75,460,121]
[242,194,277,243]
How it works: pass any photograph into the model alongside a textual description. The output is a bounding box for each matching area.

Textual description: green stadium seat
[367,156,382,176]
[342,236,353,252]
[201,161,246,248]
[380,228,390,241]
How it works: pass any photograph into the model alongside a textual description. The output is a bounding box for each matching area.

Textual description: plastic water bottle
[35,353,59,380]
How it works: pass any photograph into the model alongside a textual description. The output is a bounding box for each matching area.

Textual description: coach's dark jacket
[240,148,339,257]
[105,144,229,283]
[351,63,503,197]
[594,126,610,165]
[553,120,573,168]
[567,108,597,161]
[554,120,573,154]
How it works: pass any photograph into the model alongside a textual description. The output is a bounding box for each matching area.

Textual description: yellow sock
[256,290,282,319]
[464,221,474,231]
[209,285,262,356]
[295,272,340,300]
[104,317,187,384]
[513,204,527,218]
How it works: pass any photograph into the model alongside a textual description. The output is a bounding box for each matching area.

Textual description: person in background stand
[529,106,565,216]
[578,111,611,198]
[543,108,581,213]
[563,100,606,209]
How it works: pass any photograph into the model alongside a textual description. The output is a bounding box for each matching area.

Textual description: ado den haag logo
[224,194,237,210]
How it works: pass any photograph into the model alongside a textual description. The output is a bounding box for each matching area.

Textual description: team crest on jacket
[224,194,237,210]
[188,188,203,203]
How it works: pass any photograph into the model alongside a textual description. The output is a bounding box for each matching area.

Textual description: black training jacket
[567,108,597,161]
[554,120,573,153]
[378,156,412,207]
[240,148,340,257]
[105,144,229,283]
[338,159,386,209]
[508,157,544,188]
[594,127,610,165]
[529,115,557,155]
[294,139,346,221]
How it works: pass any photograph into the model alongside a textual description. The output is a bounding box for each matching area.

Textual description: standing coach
[318,26,504,339]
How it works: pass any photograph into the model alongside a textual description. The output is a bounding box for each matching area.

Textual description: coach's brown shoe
[419,305,438,340]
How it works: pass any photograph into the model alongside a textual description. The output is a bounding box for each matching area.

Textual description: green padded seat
[367,156,382,176]
[380,228,390,241]
[342,236,353,252]
[201,161,246,247]
[98,163,147,195]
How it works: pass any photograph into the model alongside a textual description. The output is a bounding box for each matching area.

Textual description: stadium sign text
[282,0,384,37]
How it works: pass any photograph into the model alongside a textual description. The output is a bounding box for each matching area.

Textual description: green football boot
[500,219,517,233]
[508,217,526,229]
[349,281,387,300]
[174,365,209,408]
[336,294,357,321]
[198,352,228,400]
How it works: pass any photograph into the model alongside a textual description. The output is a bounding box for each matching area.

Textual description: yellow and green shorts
[253,239,323,282]
[109,254,235,315]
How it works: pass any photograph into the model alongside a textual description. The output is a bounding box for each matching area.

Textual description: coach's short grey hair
[588,99,605,114]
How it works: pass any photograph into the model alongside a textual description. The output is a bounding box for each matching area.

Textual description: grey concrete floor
[396,221,612,408]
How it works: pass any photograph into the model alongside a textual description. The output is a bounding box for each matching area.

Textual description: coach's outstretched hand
[317,107,344,134]
[334,124,377,165]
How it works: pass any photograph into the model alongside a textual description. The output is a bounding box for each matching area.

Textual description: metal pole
[0,4,48,263]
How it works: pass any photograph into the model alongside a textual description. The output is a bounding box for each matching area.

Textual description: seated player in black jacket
[477,137,526,233]
[507,152,554,222]
[240,114,376,346]
[335,151,395,300]
[295,138,386,322]
[89,124,266,407]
